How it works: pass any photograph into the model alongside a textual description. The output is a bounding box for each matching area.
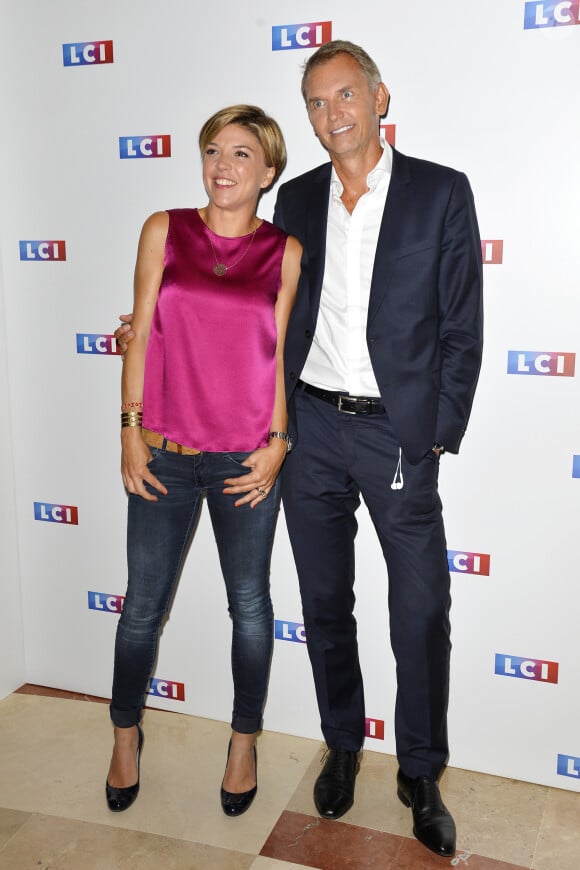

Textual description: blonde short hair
[198,105,287,188]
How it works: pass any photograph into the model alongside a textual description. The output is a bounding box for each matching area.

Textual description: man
[270,40,482,858]
[117,40,483,858]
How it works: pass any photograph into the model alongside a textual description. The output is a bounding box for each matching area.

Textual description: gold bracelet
[121,401,144,411]
[121,411,143,427]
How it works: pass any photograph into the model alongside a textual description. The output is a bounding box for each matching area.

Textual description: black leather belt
[299,381,385,415]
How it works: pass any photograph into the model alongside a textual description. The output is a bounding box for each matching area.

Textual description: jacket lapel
[304,164,331,320]
[367,149,411,327]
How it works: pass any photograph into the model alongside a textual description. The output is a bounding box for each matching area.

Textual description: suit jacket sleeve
[435,171,483,453]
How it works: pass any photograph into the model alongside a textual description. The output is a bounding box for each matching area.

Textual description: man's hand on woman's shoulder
[115,314,134,354]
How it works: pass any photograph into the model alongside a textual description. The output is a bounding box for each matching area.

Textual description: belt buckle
[337,394,356,415]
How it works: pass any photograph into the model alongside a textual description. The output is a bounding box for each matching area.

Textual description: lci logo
[34,502,78,525]
[557,754,580,779]
[147,677,185,701]
[76,334,120,355]
[573,455,580,478]
[119,136,172,159]
[274,619,306,643]
[62,40,114,66]
[379,124,396,147]
[272,22,332,51]
[365,717,385,740]
[481,240,503,264]
[448,550,490,576]
[88,591,124,613]
[507,351,575,377]
[19,241,66,261]
[524,1,580,29]
[495,654,559,684]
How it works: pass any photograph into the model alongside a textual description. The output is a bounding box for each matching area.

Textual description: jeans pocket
[225,452,252,471]
[146,447,163,466]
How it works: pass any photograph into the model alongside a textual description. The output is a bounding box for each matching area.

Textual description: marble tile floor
[0,688,577,870]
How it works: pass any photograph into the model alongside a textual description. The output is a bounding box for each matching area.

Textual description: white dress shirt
[300,141,392,396]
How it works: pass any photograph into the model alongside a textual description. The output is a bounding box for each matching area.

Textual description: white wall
[0,247,25,699]
[1,0,579,791]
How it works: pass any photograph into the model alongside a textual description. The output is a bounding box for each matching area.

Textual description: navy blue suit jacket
[273,149,483,464]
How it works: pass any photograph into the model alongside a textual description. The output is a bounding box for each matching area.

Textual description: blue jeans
[110,446,280,732]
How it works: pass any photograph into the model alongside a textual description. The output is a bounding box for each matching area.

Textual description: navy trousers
[281,387,451,779]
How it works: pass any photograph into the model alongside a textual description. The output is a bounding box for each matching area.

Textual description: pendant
[213,263,227,277]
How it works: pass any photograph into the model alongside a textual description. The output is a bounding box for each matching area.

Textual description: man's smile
[330,125,355,135]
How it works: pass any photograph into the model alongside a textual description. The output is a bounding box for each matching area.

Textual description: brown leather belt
[142,427,201,455]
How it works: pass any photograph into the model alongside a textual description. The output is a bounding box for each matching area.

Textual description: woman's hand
[121,429,167,501]
[223,440,287,508]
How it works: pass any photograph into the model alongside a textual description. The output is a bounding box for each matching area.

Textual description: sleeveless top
[142,208,288,451]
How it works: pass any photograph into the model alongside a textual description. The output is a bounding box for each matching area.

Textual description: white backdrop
[0,251,25,699]
[1,0,579,792]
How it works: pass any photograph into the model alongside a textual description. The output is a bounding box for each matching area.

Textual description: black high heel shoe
[220,739,257,817]
[106,724,143,812]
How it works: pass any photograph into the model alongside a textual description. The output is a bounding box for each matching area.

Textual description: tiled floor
[0,687,578,869]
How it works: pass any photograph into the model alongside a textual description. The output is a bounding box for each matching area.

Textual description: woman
[105,105,301,817]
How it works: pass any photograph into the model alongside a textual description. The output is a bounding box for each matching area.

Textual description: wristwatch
[269,431,293,452]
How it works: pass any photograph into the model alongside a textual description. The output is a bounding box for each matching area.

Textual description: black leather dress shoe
[397,769,456,857]
[106,724,143,813]
[220,742,257,817]
[314,748,360,819]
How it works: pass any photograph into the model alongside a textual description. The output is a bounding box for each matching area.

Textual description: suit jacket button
[289,371,296,380]
[305,329,312,338]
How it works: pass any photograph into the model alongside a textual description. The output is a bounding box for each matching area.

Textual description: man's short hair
[301,40,382,102]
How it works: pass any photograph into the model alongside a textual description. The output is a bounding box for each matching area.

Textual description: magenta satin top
[142,208,288,451]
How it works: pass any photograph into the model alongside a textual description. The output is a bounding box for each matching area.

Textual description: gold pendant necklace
[207,225,258,277]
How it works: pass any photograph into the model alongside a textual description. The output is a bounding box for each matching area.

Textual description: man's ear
[376,83,390,118]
